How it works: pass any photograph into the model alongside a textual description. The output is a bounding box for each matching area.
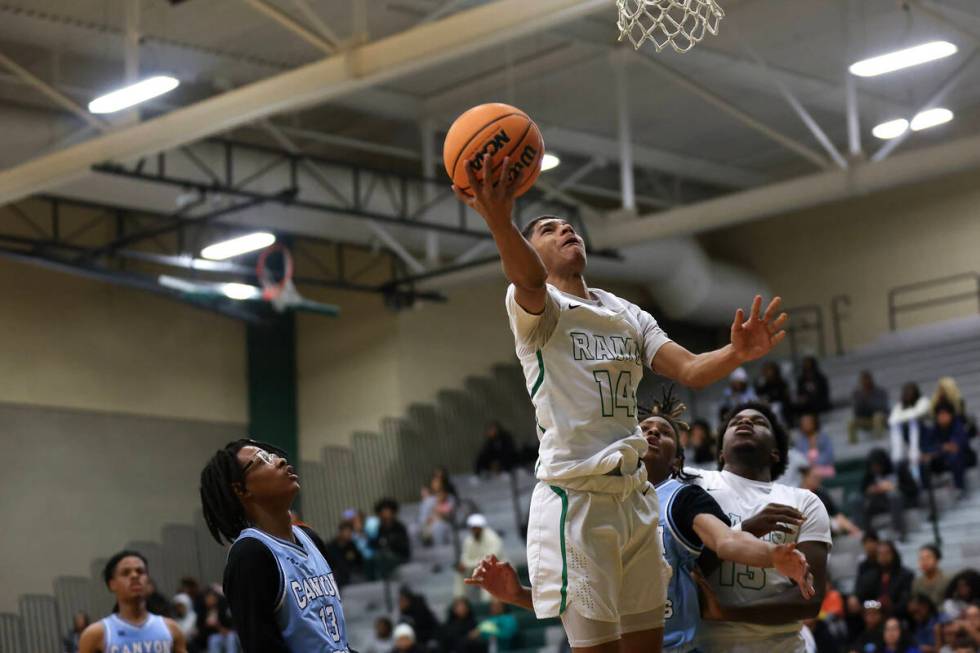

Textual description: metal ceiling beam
[592,127,980,249]
[290,0,343,49]
[0,0,607,208]
[242,0,338,54]
[0,51,108,131]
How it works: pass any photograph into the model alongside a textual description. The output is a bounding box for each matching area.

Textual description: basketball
[443,102,545,198]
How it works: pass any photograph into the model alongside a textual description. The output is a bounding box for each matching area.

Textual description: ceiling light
[221,283,261,301]
[849,41,957,78]
[911,107,954,131]
[88,76,180,114]
[872,118,910,140]
[201,232,276,260]
[541,153,561,172]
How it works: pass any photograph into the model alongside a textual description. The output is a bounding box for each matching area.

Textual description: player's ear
[231,481,249,499]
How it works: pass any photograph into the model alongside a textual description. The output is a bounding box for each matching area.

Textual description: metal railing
[888,271,980,331]
[783,304,826,362]
[831,294,851,356]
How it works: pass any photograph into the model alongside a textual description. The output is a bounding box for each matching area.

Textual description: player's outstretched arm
[698,541,829,625]
[692,514,814,598]
[453,156,547,314]
[464,554,534,613]
[652,296,788,389]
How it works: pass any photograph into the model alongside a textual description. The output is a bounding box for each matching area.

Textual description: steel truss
[0,194,447,323]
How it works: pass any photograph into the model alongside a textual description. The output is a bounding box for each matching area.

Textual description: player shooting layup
[453,156,788,653]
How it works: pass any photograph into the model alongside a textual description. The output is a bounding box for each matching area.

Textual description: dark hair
[375,497,400,514]
[720,401,789,479]
[944,569,980,600]
[878,540,903,571]
[103,550,148,587]
[799,411,821,428]
[920,544,942,560]
[866,447,894,475]
[901,382,922,407]
[639,386,699,481]
[909,593,938,618]
[520,215,564,239]
[862,529,880,544]
[199,438,290,545]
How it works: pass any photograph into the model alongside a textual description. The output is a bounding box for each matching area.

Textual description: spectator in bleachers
[418,475,457,546]
[923,402,971,498]
[345,508,377,566]
[848,600,885,653]
[178,577,206,638]
[796,356,832,416]
[454,514,502,601]
[856,448,918,541]
[956,605,980,648]
[687,419,717,466]
[146,577,174,617]
[474,421,518,477]
[882,616,920,653]
[476,599,518,651]
[440,598,486,653]
[907,594,940,653]
[365,617,393,653]
[199,587,237,653]
[856,541,915,617]
[717,367,758,423]
[933,377,967,417]
[913,545,950,609]
[756,361,793,424]
[858,531,882,581]
[366,617,393,653]
[173,593,198,643]
[796,412,836,478]
[890,383,931,483]
[398,587,439,646]
[325,520,364,587]
[801,615,839,653]
[62,611,90,653]
[427,466,458,498]
[392,623,423,653]
[801,466,862,538]
[942,570,980,620]
[370,498,412,579]
[850,370,890,443]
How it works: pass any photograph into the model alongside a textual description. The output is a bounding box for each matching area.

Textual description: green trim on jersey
[549,485,569,614]
[531,349,546,398]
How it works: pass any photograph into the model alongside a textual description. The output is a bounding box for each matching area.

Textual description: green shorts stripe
[549,485,569,614]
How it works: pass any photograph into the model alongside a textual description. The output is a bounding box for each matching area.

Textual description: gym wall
[702,169,980,353]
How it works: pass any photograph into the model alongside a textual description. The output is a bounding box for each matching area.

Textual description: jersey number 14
[592,370,635,417]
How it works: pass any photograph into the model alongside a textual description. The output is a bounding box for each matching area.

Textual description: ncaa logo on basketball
[470,129,511,171]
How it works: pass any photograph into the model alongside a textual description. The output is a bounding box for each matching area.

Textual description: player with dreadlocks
[200,439,350,653]
[688,403,832,653]
[464,389,812,653]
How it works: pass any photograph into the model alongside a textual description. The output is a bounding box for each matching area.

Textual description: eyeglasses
[242,449,284,476]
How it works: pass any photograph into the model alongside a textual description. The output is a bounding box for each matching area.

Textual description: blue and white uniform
[235,525,349,653]
[101,613,173,653]
[656,478,705,653]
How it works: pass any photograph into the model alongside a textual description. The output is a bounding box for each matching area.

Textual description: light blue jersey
[236,525,349,653]
[101,613,172,653]
[655,478,704,653]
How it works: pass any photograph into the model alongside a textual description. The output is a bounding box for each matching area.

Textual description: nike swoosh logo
[568,304,581,310]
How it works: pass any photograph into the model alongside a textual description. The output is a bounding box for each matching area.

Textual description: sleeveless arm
[164,619,187,653]
[77,622,104,653]
[224,539,292,653]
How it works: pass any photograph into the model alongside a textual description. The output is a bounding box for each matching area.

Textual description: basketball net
[616,0,724,53]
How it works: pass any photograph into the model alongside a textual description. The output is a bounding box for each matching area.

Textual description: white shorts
[526,480,669,622]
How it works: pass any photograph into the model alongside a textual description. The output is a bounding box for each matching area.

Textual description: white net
[616,0,725,53]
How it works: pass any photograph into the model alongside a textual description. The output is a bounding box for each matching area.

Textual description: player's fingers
[771,523,794,533]
[731,308,745,333]
[762,296,782,323]
[766,504,805,519]
[452,185,476,207]
[749,295,763,322]
[771,330,788,347]
[494,157,510,199]
[772,313,789,331]
[464,577,483,586]
[464,158,482,194]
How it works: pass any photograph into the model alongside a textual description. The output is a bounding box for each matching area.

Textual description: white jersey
[689,469,832,650]
[506,283,671,484]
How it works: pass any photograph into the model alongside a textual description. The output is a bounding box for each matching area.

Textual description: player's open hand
[730,296,789,362]
[464,554,522,604]
[771,543,816,599]
[453,155,521,230]
[739,503,805,537]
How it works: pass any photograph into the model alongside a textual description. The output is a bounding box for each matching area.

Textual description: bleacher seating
[3,316,979,651]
